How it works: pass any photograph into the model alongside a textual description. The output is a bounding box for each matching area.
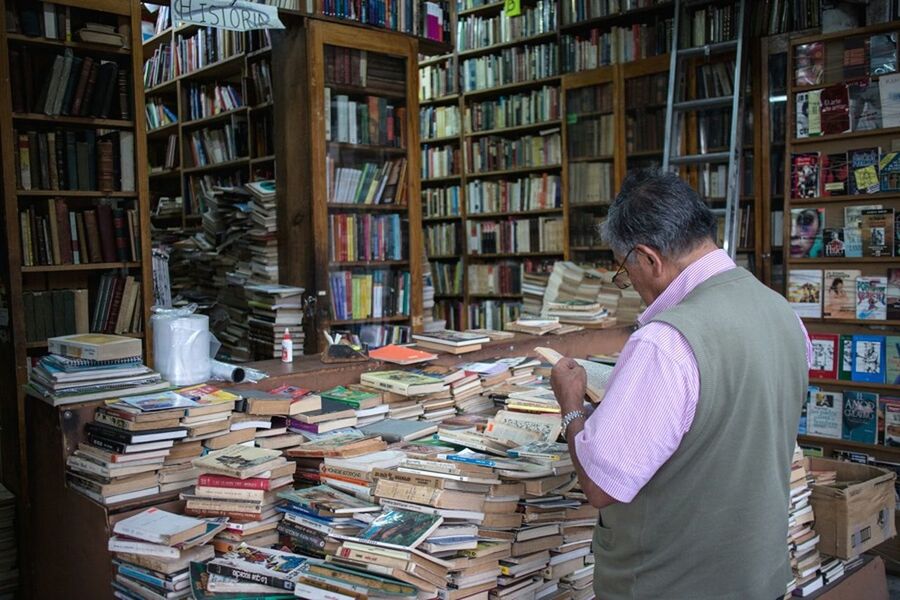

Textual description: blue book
[842,391,879,444]
[851,335,887,383]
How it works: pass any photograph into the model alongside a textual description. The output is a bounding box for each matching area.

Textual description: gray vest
[592,267,809,600]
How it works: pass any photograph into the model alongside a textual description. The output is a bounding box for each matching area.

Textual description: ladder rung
[710,208,727,216]
[669,151,730,165]
[673,96,734,111]
[677,40,739,59]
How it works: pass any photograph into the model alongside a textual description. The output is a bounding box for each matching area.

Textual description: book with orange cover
[369,345,438,365]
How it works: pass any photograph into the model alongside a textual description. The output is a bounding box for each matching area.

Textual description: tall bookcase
[142,13,275,232]
[0,0,152,581]
[784,22,900,472]
[275,19,423,352]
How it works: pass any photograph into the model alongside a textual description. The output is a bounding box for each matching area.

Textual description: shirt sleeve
[794,313,814,368]
[573,322,699,503]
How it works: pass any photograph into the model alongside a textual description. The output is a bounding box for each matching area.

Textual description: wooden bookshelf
[274,19,423,351]
[782,23,900,470]
[0,0,153,592]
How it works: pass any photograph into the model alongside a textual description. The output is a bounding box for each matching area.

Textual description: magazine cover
[842,391,878,443]
[790,208,824,257]
[788,270,823,318]
[848,79,881,131]
[856,276,887,320]
[861,208,895,256]
[823,228,845,257]
[852,335,886,383]
[795,42,825,85]
[809,333,839,379]
[824,270,860,319]
[849,147,881,194]
[821,152,849,196]
[808,391,843,439]
[791,153,820,198]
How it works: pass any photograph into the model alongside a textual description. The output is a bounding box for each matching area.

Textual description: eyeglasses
[612,248,634,290]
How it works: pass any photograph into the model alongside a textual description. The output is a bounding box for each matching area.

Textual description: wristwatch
[561,410,586,439]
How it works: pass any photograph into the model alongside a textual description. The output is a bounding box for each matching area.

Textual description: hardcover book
[319,386,380,409]
[824,270,860,319]
[411,330,491,347]
[809,333,839,379]
[790,208,824,257]
[852,335,887,383]
[823,228,845,257]
[120,391,196,412]
[849,147,881,195]
[861,208,894,256]
[808,391,843,439]
[842,391,878,444]
[47,333,141,361]
[113,507,207,546]
[856,276,887,320]
[788,270,822,318]
[791,153,819,198]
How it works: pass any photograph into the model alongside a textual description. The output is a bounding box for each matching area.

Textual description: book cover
[795,91,810,138]
[852,335,887,383]
[888,268,900,321]
[790,208,824,257]
[823,228,845,257]
[319,386,379,408]
[880,151,900,192]
[887,336,900,386]
[861,208,895,257]
[844,204,883,229]
[791,153,819,198]
[821,152,849,196]
[47,333,141,361]
[848,79,881,131]
[839,335,854,381]
[795,42,825,85]
[842,391,878,444]
[369,345,438,365]
[849,147,881,195]
[856,276,887,320]
[278,485,380,515]
[799,388,813,435]
[869,33,898,76]
[843,37,867,79]
[119,391,197,412]
[880,72,900,128]
[809,333,839,379]
[353,509,443,550]
[808,391,843,439]
[358,418,438,443]
[824,270,860,319]
[193,446,282,479]
[359,371,446,396]
[788,270,822,318]
[820,84,850,135]
[883,398,900,447]
[113,507,206,546]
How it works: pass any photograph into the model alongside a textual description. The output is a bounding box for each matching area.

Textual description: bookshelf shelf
[559,2,675,33]
[141,29,171,54]
[798,435,900,458]
[790,192,900,205]
[800,317,900,326]
[419,53,453,67]
[465,120,562,138]
[468,251,564,259]
[17,190,138,198]
[626,148,664,158]
[421,134,461,144]
[457,32,558,59]
[179,53,245,80]
[146,122,178,138]
[144,79,176,95]
[790,258,898,265]
[569,202,612,210]
[422,175,462,184]
[182,158,250,175]
[427,254,461,260]
[468,293,524,299]
[6,32,132,55]
[328,260,410,268]
[326,83,407,101]
[434,293,464,299]
[21,261,142,273]
[790,126,900,146]
[330,315,411,326]
[148,169,180,179]
[467,208,563,219]
[457,1,504,17]
[325,203,409,212]
[468,164,563,178]
[246,46,272,60]
[463,76,561,99]
[419,93,459,106]
[250,101,274,112]
[250,155,275,165]
[570,245,610,252]
[423,215,462,222]
[811,379,900,393]
[568,155,615,163]
[11,113,134,128]
[327,141,407,155]
[180,107,248,130]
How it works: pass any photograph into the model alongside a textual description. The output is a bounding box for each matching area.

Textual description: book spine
[197,474,270,490]
[204,563,294,591]
[277,522,328,553]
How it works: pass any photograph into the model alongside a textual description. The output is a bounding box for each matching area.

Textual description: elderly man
[551,171,811,600]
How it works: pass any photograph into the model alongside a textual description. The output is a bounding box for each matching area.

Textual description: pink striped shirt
[574,249,812,503]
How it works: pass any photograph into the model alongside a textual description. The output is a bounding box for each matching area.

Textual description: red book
[197,474,275,490]
[113,207,129,261]
[70,56,94,116]
[820,84,851,136]
[809,333,839,380]
[103,276,124,333]
[54,199,73,264]
[95,203,117,262]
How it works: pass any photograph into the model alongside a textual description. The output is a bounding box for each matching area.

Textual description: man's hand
[551,358,587,414]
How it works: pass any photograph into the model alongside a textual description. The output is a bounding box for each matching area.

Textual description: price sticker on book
[504,0,522,17]
[854,165,880,194]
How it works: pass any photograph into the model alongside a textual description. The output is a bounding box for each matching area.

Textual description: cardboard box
[807,457,897,559]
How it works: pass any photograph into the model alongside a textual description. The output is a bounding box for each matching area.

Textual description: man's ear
[634,244,664,277]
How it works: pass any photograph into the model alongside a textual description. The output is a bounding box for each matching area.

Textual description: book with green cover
[319,386,379,409]
[359,370,446,396]
[353,509,443,549]
[278,485,380,515]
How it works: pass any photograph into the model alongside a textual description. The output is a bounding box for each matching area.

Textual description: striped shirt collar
[637,248,736,326]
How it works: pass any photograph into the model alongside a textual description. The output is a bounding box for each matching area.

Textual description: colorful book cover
[822,269,862,319]
[795,91,810,138]
[843,227,863,257]
[795,42,825,85]
[823,228,845,257]
[819,83,850,135]
[788,270,823,318]
[809,333,839,379]
[278,485,380,514]
[861,208,895,257]
[791,153,819,198]
[808,391,843,439]
[856,276,887,320]
[883,398,900,447]
[847,79,881,131]
[821,152,849,196]
[838,334,854,381]
[879,152,900,192]
[119,391,197,412]
[887,336,900,386]
[269,385,312,399]
[354,509,443,549]
[849,147,881,194]
[852,335,887,383]
[176,384,240,405]
[888,268,900,321]
[842,391,879,444]
[790,208,824,257]
[319,386,379,408]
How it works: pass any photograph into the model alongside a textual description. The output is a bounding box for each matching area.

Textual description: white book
[52,51,74,115]
[348,100,358,144]
[119,131,135,191]
[113,507,206,545]
[43,55,67,114]
[108,536,181,558]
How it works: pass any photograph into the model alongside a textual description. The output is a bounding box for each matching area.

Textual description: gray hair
[601,170,717,259]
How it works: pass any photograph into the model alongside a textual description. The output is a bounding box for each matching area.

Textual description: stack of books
[26,334,168,406]
[318,449,406,502]
[412,330,491,355]
[246,180,279,284]
[545,300,611,327]
[246,284,304,360]
[522,271,550,316]
[108,507,220,599]
[504,316,563,336]
[174,385,240,454]
[233,385,322,450]
[186,445,291,524]
[787,446,823,596]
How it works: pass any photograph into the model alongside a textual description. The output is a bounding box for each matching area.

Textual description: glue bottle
[281,328,293,363]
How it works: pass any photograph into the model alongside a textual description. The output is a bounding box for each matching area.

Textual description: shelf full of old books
[0,0,153,495]
[782,23,900,471]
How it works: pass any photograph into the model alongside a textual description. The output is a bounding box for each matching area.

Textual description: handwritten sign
[171,0,285,32]
[504,0,522,17]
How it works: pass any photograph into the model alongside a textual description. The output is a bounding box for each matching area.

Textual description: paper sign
[171,0,285,31]
[504,0,522,17]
